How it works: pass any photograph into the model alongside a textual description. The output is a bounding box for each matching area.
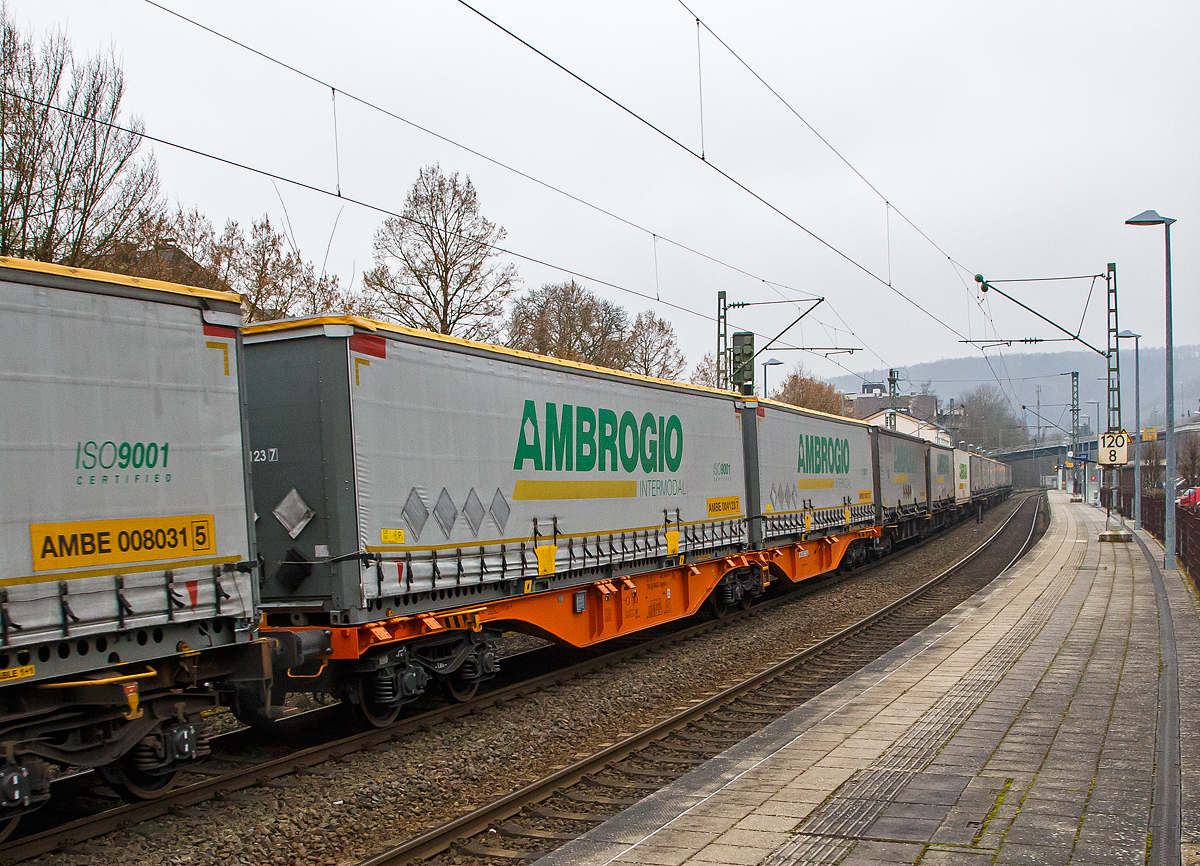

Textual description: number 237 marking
[252,448,278,463]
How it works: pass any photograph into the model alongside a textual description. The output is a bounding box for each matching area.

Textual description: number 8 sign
[1098,431,1129,466]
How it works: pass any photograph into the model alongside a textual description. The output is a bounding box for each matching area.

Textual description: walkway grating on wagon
[531,491,1200,866]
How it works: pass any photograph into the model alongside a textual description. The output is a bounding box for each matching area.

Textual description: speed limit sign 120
[1099,430,1129,466]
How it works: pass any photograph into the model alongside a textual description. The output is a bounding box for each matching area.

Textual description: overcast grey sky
[9,1,1198,401]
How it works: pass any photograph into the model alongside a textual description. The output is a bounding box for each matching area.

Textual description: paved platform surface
[533,492,1200,866]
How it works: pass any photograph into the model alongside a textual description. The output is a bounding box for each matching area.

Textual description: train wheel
[343,675,401,728]
[440,673,479,703]
[0,816,19,844]
[99,757,181,801]
[740,593,754,611]
[708,595,730,619]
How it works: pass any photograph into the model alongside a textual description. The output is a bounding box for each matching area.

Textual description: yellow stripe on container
[797,478,836,489]
[893,474,909,484]
[512,480,637,500]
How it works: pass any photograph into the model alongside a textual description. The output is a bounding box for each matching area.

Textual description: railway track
[356,492,1045,866]
[0,494,1034,864]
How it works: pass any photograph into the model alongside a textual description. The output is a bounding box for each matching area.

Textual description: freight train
[0,259,1010,834]
[242,313,1009,723]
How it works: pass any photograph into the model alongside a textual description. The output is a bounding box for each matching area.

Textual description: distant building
[845,392,938,423]
[92,242,230,293]
[861,409,953,447]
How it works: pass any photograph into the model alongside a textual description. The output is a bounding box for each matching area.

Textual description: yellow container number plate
[380,528,406,544]
[29,514,215,572]
[706,496,741,518]
[0,665,35,683]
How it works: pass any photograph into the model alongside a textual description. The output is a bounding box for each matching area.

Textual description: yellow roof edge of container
[245,314,875,426]
[242,314,741,400]
[0,255,241,304]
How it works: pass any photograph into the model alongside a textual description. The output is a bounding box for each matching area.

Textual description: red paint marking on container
[349,333,387,358]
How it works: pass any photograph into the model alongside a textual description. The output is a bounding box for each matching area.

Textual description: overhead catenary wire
[139,0,885,363]
[330,87,342,197]
[140,0,833,310]
[666,1,1113,431]
[988,274,1105,283]
[451,0,972,346]
[673,0,977,279]
[143,0,1102,408]
[695,17,705,160]
[1,86,859,376]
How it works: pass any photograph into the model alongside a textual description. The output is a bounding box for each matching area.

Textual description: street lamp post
[1118,330,1142,529]
[1126,209,1177,570]
[1086,400,1100,503]
[761,357,783,398]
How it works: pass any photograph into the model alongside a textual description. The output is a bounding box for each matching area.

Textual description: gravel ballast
[31,495,1033,866]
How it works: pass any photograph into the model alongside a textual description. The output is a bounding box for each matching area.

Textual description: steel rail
[354,493,1042,866]
[0,493,1027,864]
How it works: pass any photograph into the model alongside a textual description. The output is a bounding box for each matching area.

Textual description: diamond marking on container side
[433,488,458,538]
[489,488,511,533]
[462,488,485,536]
[402,488,429,541]
[273,488,316,539]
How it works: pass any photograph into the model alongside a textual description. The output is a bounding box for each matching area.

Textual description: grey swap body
[242,319,750,625]
[0,259,257,684]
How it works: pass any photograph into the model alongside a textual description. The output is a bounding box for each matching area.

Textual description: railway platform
[532,492,1200,866]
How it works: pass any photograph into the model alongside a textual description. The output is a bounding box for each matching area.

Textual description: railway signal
[731,331,754,388]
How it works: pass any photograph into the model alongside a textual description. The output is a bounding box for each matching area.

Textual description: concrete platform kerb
[532,492,1200,866]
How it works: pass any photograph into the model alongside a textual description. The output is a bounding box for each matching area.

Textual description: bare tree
[626,310,686,380]
[689,353,720,388]
[956,384,1030,451]
[103,205,367,321]
[1180,432,1200,487]
[0,12,163,265]
[771,364,844,415]
[1142,439,1164,491]
[504,280,629,369]
[363,165,516,341]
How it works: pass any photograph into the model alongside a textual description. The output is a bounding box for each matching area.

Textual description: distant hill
[831,344,1200,437]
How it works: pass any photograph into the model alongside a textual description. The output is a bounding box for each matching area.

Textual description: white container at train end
[875,428,929,513]
[0,263,256,670]
[756,402,874,540]
[954,449,972,503]
[243,321,747,616]
[929,444,955,506]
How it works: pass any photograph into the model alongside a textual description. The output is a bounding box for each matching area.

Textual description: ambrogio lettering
[797,434,850,475]
[514,401,683,474]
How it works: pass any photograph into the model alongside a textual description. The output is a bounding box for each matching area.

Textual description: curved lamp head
[1126,209,1176,226]
[764,357,784,367]
[1117,329,1140,339]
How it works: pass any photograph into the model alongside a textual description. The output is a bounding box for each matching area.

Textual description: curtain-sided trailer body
[873,427,929,517]
[244,320,749,621]
[0,258,267,828]
[957,450,1011,507]
[756,403,875,544]
[970,454,986,498]
[954,449,972,503]
[242,318,881,721]
[928,444,956,508]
